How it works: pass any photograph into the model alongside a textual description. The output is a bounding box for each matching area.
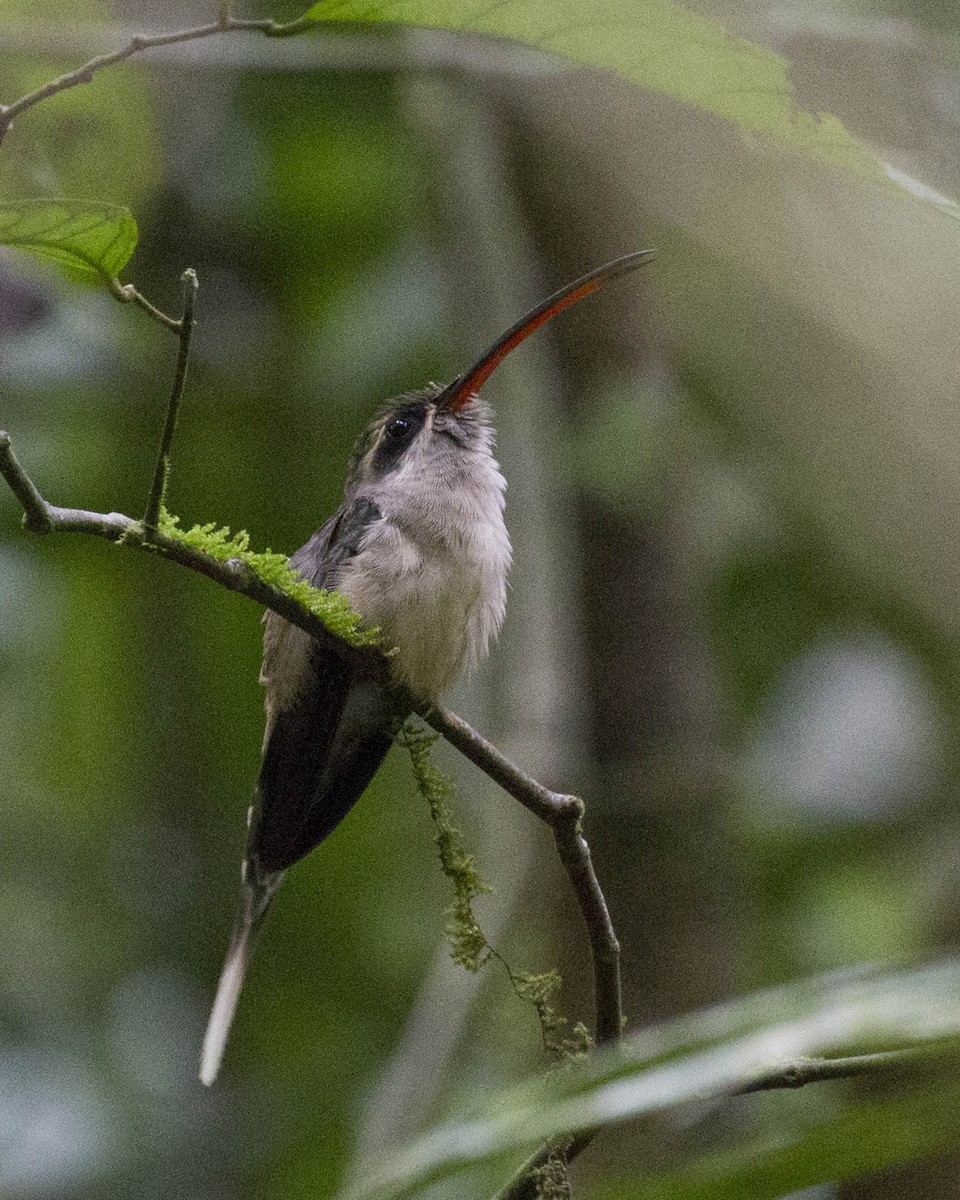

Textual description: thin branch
[109,279,181,333]
[423,705,581,825]
[0,432,54,533]
[737,1048,917,1095]
[423,704,622,1046]
[0,433,386,675]
[0,14,309,337]
[423,704,621,1047]
[0,14,314,141]
[144,269,198,526]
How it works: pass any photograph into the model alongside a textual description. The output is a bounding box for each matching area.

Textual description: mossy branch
[0,442,386,681]
[159,510,380,650]
[402,720,592,1082]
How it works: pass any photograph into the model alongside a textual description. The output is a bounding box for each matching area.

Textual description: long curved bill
[437,249,655,413]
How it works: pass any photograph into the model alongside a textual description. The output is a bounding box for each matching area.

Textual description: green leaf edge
[0,198,138,283]
[298,0,960,220]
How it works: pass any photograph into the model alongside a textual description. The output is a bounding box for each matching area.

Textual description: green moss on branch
[159,508,380,648]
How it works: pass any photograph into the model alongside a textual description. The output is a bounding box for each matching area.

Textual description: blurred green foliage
[338,963,960,1199]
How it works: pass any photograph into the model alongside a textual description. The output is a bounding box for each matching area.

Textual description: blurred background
[3,0,960,1196]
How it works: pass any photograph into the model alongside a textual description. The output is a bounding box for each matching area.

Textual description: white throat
[338,430,511,698]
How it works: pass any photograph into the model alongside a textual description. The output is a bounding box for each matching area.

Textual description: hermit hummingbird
[200,250,654,1084]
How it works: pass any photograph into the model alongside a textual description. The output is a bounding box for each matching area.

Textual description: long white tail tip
[199,930,250,1087]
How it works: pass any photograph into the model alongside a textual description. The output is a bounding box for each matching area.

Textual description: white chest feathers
[337,447,511,699]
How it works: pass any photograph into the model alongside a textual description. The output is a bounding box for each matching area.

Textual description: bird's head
[346,249,655,488]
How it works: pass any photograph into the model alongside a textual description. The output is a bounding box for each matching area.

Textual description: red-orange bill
[437,250,655,412]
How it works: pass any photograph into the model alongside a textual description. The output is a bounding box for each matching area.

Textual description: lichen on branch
[401,720,591,1071]
[510,970,592,1065]
[402,720,491,971]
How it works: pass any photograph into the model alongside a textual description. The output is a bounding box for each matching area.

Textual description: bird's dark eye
[386,416,412,439]
[372,404,427,476]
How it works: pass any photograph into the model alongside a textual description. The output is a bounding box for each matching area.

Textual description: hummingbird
[199,251,654,1085]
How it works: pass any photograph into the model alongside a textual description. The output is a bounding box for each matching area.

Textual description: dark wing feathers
[253,648,355,871]
[250,497,408,873]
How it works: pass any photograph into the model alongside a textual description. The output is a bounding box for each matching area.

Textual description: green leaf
[299,0,959,218]
[339,960,960,1200]
[301,1,874,175]
[0,199,138,283]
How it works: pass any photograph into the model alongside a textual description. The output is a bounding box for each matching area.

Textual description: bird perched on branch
[200,250,654,1085]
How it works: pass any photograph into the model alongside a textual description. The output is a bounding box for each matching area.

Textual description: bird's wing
[251,496,408,873]
[202,498,396,1084]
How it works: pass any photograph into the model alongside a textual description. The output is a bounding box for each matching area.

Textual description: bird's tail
[199,862,283,1087]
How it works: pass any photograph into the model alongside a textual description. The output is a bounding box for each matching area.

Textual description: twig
[144,269,198,526]
[491,1049,924,1200]
[0,15,313,335]
[498,1051,923,1198]
[109,279,181,333]
[0,432,54,533]
[0,433,386,676]
[737,1048,917,1094]
[0,14,314,141]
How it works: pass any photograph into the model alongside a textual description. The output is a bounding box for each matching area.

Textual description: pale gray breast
[340,447,511,698]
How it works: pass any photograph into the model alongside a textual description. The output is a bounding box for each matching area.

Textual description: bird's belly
[337,520,505,699]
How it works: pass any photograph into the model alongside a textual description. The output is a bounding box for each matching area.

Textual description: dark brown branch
[422,705,581,824]
[423,704,621,1200]
[423,703,622,1046]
